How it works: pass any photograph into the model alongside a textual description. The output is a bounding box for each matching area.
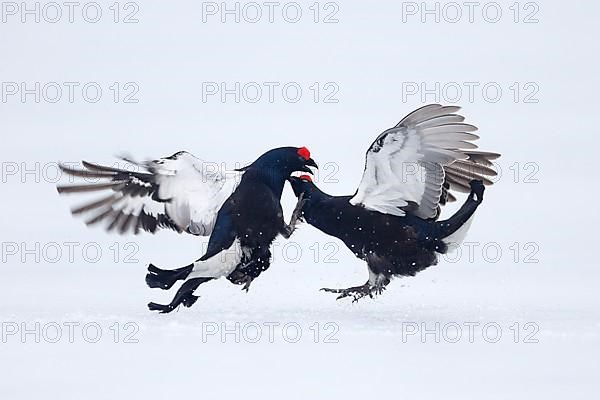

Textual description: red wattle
[297,146,310,160]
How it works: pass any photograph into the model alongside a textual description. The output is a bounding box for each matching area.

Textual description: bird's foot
[291,192,307,223]
[320,282,376,303]
[321,280,388,302]
[241,276,254,293]
[226,269,255,292]
[282,193,306,238]
[372,283,387,296]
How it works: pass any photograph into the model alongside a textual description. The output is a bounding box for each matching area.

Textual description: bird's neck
[306,185,330,201]
[244,168,288,198]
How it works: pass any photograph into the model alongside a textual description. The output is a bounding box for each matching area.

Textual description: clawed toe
[321,282,388,302]
[320,287,344,294]
[373,285,386,296]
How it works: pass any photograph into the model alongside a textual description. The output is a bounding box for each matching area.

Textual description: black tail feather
[435,180,484,239]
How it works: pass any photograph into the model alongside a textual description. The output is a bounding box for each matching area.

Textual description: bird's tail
[437,180,484,251]
[145,263,193,290]
[441,215,476,252]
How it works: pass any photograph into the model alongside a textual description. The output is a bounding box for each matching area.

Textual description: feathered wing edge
[56,159,183,235]
[351,104,501,218]
[398,104,500,207]
[440,151,500,204]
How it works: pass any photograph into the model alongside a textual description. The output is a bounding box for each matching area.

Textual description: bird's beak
[302,158,318,174]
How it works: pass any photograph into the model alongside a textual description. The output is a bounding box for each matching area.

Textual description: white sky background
[0,1,599,399]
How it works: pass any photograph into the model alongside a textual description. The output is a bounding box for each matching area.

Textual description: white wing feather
[57,151,242,235]
[350,104,496,219]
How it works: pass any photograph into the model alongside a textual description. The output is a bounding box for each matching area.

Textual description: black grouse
[57,147,317,312]
[288,104,500,301]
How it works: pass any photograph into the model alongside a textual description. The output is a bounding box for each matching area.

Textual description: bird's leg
[281,192,306,239]
[148,277,213,313]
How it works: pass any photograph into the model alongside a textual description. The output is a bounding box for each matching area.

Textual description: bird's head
[249,146,318,177]
[288,174,318,198]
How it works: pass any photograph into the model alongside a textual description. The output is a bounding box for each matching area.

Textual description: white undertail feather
[187,239,245,279]
[442,214,475,252]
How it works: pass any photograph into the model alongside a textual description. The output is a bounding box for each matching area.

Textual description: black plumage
[57,147,318,312]
[289,176,486,301]
[288,104,500,301]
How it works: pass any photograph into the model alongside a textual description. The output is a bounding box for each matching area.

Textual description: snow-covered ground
[2,0,599,398]
[2,252,599,398]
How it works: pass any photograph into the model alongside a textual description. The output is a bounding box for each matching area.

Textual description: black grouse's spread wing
[350,104,500,219]
[57,151,242,235]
